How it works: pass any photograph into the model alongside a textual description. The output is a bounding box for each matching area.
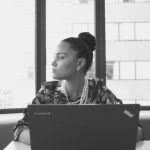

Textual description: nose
[51,58,57,67]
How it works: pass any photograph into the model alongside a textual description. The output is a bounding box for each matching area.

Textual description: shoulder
[88,77,122,104]
[36,80,61,96]
[33,80,65,104]
[42,80,61,90]
[88,77,104,88]
[88,77,116,92]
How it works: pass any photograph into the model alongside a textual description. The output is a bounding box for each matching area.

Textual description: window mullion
[95,0,106,85]
[35,0,46,93]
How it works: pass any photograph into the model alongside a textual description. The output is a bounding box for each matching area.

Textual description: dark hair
[62,32,96,73]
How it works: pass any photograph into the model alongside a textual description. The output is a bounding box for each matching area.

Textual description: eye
[52,53,66,61]
[56,54,66,60]
[57,55,64,60]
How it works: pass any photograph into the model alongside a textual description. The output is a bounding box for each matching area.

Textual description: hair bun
[78,32,96,52]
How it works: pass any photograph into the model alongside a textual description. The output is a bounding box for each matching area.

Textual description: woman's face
[51,41,79,80]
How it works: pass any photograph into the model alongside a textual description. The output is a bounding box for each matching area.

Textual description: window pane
[105,0,121,4]
[122,0,134,2]
[73,23,88,36]
[0,0,35,108]
[106,61,119,80]
[120,62,135,79]
[136,23,150,40]
[88,23,94,35]
[135,0,150,2]
[106,23,119,41]
[136,61,150,79]
[105,2,150,105]
[119,23,135,40]
[46,0,95,81]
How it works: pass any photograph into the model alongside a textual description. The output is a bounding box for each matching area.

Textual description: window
[1,0,150,110]
[120,61,135,79]
[46,0,95,81]
[0,0,35,109]
[105,2,150,105]
[135,0,150,2]
[119,23,135,40]
[136,23,150,40]
[88,23,95,35]
[72,23,89,36]
[106,61,119,80]
[105,0,121,3]
[106,23,119,41]
[136,61,150,79]
[122,0,134,2]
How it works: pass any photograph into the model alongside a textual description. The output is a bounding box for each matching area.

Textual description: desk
[136,141,150,150]
[4,141,150,150]
[4,141,31,150]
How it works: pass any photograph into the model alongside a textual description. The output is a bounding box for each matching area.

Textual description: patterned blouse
[14,78,143,141]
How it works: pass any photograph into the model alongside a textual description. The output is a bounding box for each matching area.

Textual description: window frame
[35,0,46,93]
[0,0,149,114]
[95,0,106,84]
[0,0,46,114]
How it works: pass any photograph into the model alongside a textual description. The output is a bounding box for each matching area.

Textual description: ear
[77,58,86,71]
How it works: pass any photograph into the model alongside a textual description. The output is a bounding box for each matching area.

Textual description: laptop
[27,104,140,150]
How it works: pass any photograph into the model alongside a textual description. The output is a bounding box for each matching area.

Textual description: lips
[52,68,56,73]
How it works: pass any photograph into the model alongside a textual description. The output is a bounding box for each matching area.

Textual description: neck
[65,74,85,100]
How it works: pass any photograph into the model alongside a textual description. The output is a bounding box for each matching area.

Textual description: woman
[13,32,143,145]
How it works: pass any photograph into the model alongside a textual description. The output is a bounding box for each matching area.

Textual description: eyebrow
[56,53,67,56]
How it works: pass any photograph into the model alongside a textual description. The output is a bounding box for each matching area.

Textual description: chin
[52,75,62,80]
[52,75,58,80]
[52,72,69,80]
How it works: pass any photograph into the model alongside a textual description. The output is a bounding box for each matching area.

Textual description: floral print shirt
[15,78,143,141]
[32,78,122,105]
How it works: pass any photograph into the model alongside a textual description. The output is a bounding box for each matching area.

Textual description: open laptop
[27,104,140,150]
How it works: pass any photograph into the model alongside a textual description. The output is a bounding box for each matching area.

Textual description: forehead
[56,41,77,56]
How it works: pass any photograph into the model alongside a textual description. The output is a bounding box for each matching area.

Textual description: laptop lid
[27,104,140,150]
